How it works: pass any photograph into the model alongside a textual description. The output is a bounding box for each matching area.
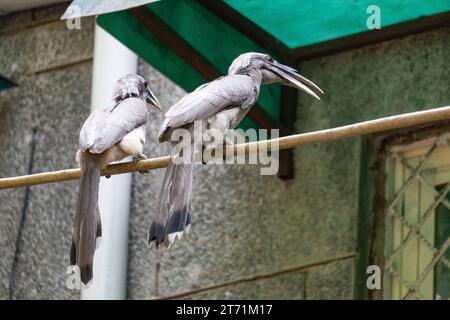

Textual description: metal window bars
[385,134,450,300]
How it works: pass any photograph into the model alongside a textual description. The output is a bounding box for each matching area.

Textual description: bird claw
[134,154,149,174]
[133,154,148,163]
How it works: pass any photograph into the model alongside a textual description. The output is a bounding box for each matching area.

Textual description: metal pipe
[1,105,450,190]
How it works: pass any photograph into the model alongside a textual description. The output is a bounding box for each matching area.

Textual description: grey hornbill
[148,52,323,248]
[71,74,161,285]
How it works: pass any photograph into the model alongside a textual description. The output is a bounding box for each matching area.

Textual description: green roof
[225,0,450,49]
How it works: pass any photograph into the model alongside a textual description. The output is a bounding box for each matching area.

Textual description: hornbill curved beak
[146,87,163,111]
[265,60,324,100]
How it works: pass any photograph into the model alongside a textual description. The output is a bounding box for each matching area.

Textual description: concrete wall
[0,3,448,299]
[0,4,94,299]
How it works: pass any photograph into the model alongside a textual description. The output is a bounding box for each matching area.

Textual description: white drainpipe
[81,23,138,300]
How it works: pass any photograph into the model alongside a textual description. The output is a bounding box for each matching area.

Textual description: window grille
[385,135,450,300]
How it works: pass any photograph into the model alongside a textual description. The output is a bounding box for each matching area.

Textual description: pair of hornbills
[71,52,323,285]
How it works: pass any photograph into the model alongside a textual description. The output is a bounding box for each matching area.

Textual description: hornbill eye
[265,56,274,62]
[143,81,148,87]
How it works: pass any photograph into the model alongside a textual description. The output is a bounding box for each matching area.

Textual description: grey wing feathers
[80,97,149,153]
[162,75,256,131]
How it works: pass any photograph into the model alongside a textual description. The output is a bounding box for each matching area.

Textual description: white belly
[103,125,147,166]
[118,125,146,157]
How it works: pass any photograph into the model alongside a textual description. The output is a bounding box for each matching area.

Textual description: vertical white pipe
[81,23,138,300]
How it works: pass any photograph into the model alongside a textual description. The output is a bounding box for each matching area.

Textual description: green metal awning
[224,0,450,49]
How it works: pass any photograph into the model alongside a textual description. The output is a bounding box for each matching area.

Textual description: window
[384,134,450,300]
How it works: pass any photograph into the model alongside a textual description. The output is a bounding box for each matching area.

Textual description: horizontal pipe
[1,105,449,190]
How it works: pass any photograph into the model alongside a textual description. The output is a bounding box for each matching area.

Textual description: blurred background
[0,0,449,300]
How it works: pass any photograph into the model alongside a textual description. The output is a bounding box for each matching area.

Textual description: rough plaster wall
[0,4,94,299]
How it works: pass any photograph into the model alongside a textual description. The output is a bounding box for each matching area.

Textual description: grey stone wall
[0,3,448,300]
[0,4,94,299]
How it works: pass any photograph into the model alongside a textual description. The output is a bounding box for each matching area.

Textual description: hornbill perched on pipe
[148,52,323,248]
[71,74,161,285]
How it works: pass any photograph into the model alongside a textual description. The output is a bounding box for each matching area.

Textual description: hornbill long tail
[148,144,193,248]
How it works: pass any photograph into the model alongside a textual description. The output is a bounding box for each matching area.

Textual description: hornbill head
[228,52,324,100]
[113,74,162,110]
